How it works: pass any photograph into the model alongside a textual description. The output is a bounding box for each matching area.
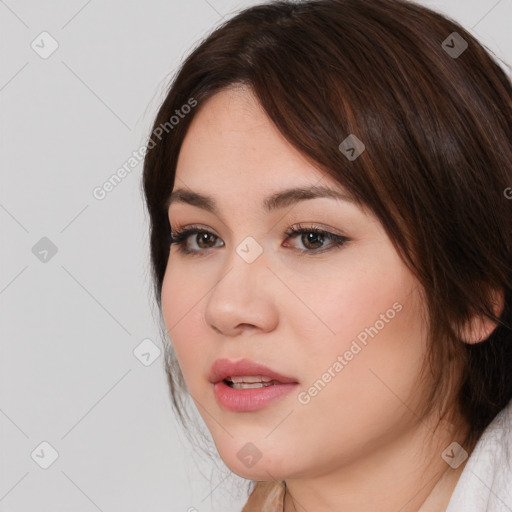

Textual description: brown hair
[142,0,512,454]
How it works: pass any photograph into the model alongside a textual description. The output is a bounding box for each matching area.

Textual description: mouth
[223,376,285,389]
[209,357,298,385]
[209,358,299,412]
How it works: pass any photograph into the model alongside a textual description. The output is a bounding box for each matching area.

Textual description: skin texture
[161,86,473,511]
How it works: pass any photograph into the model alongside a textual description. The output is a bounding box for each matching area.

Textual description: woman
[142,0,512,510]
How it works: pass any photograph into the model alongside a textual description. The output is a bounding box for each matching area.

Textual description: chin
[228,461,288,481]
[215,439,291,480]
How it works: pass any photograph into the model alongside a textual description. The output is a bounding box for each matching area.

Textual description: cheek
[161,262,207,390]
[290,280,429,469]
[293,248,429,411]
[287,247,421,353]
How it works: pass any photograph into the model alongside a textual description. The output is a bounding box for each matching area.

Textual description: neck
[283,413,470,512]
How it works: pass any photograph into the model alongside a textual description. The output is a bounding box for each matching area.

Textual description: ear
[459,288,505,345]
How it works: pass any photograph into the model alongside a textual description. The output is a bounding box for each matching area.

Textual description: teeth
[231,382,275,389]
[229,376,274,384]
[226,376,277,389]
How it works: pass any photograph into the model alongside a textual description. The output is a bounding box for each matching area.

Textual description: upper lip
[208,358,298,384]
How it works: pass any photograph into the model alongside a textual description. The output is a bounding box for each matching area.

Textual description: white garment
[446,398,512,512]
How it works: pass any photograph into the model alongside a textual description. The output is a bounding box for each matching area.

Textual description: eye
[283,223,348,254]
[169,223,349,256]
[169,224,224,255]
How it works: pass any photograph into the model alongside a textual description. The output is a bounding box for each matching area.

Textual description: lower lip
[213,380,298,412]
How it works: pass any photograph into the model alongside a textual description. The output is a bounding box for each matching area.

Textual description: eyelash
[168,223,349,256]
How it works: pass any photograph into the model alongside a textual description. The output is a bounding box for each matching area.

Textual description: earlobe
[459,288,505,345]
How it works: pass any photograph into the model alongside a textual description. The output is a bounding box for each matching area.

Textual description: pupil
[304,232,323,248]
[198,233,213,248]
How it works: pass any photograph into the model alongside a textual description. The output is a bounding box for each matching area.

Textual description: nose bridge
[220,233,268,292]
[235,233,266,266]
[204,233,277,334]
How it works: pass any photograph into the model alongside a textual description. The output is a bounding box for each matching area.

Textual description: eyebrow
[165,185,355,214]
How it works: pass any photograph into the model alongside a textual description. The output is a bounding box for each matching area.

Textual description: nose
[203,239,279,337]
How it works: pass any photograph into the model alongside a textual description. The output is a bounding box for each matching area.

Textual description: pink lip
[209,358,297,384]
[209,358,298,412]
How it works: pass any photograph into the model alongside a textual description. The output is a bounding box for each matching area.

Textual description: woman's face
[161,86,431,480]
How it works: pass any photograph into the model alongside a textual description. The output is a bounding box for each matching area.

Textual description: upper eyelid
[170,224,339,238]
[169,225,347,247]
[169,221,347,237]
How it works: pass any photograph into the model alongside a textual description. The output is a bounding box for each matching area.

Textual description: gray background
[1,0,511,511]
